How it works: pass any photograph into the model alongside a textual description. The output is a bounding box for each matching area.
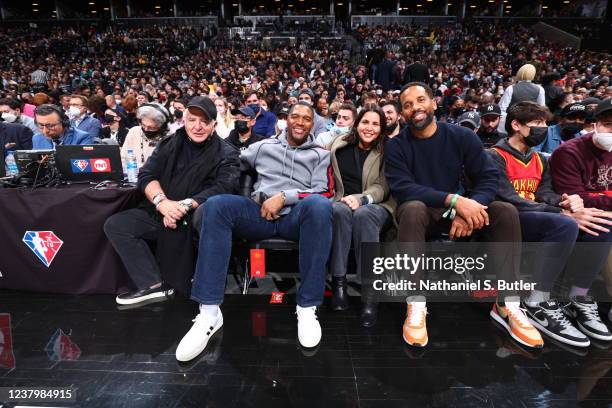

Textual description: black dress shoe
[116,286,174,306]
[360,301,379,328]
[330,276,349,311]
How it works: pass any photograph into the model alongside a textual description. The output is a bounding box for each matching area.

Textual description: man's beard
[386,122,399,133]
[408,111,434,130]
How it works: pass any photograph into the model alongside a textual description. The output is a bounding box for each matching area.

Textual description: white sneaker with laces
[176,307,223,362]
[296,305,321,348]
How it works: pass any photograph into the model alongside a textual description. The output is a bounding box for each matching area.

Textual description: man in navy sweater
[385,82,543,349]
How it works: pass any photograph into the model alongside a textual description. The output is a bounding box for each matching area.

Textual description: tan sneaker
[490,301,544,349]
[403,301,428,347]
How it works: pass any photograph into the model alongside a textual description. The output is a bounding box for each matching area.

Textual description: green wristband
[442,194,459,220]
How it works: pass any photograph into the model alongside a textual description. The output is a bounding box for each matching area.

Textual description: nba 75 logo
[72,159,90,172]
[22,231,64,267]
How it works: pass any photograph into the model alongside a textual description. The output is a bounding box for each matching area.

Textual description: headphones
[139,103,170,133]
[34,104,70,129]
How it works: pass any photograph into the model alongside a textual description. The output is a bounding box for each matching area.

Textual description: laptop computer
[14,149,56,178]
[55,145,124,182]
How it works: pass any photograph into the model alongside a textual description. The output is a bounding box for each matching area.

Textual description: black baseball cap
[186,96,217,120]
[478,104,502,117]
[594,98,612,118]
[560,102,587,118]
[230,106,256,119]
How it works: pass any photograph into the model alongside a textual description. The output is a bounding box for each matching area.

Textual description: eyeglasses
[68,103,84,107]
[36,122,61,130]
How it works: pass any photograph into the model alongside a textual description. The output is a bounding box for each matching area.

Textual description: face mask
[115,99,122,106]
[593,124,612,152]
[174,109,183,119]
[235,120,249,134]
[248,104,260,114]
[143,129,161,139]
[67,106,82,119]
[1,112,16,123]
[277,119,287,131]
[560,123,583,141]
[332,125,351,136]
[169,106,175,115]
[104,114,116,123]
[524,126,548,147]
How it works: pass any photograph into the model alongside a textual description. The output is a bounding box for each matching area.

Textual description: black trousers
[104,208,163,289]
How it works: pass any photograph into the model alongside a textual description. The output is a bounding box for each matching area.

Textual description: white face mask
[67,106,82,119]
[1,112,17,123]
[593,124,612,152]
[277,119,287,131]
[332,125,351,136]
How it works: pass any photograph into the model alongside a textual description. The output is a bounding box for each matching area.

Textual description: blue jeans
[191,194,333,307]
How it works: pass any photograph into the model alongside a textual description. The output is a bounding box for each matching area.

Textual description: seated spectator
[328,104,395,326]
[104,96,239,306]
[175,102,334,361]
[458,111,481,132]
[226,106,265,150]
[314,103,357,147]
[385,82,543,349]
[549,98,612,340]
[245,91,277,137]
[488,101,608,346]
[382,101,402,139]
[168,99,187,135]
[99,109,129,146]
[0,98,38,133]
[535,102,588,155]
[67,95,101,140]
[0,121,33,151]
[274,103,290,136]
[477,104,505,148]
[32,104,93,149]
[121,103,171,168]
[214,98,234,139]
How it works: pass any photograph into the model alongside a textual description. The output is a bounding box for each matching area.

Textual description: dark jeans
[519,211,579,292]
[191,194,333,307]
[567,230,612,289]
[104,208,163,289]
[396,200,522,298]
[330,202,392,278]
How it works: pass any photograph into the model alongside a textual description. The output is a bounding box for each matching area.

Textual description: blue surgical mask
[248,104,260,114]
[332,125,351,136]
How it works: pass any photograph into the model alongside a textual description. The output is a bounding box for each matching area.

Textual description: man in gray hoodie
[176,102,334,362]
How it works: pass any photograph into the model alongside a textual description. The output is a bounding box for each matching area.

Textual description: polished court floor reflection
[1,290,611,407]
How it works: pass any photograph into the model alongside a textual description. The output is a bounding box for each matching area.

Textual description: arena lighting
[32,2,38,5]
[33,8,38,11]
[104,7,109,10]
[542,5,548,8]
[155,5,161,8]
[470,4,476,7]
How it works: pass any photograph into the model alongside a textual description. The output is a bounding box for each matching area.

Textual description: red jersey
[491,147,544,201]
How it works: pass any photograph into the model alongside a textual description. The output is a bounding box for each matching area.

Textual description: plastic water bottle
[5,151,18,176]
[126,149,138,183]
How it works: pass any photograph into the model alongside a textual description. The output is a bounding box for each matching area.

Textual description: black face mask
[560,123,583,141]
[174,109,183,119]
[524,126,548,147]
[235,120,249,134]
[104,114,116,123]
[452,108,465,117]
[143,129,161,139]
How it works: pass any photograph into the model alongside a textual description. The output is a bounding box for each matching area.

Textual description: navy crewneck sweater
[384,122,499,208]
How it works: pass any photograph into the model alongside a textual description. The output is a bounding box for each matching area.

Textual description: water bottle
[5,150,18,176]
[126,149,138,183]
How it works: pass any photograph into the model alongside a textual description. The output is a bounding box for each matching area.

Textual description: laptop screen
[55,145,124,182]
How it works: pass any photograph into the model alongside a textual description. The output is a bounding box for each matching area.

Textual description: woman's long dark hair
[342,103,386,153]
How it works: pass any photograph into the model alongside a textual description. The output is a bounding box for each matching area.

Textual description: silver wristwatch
[180,198,194,211]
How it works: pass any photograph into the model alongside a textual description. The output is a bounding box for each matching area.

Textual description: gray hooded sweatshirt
[240,131,333,214]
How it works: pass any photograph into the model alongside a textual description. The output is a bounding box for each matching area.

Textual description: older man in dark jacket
[0,121,33,151]
[104,96,239,306]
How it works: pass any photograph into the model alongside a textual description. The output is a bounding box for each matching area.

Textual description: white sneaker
[176,308,223,362]
[296,305,321,348]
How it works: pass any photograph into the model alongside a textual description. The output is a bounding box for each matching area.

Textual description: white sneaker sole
[577,321,612,342]
[528,318,590,348]
[116,289,174,305]
[490,308,543,349]
[176,315,223,362]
